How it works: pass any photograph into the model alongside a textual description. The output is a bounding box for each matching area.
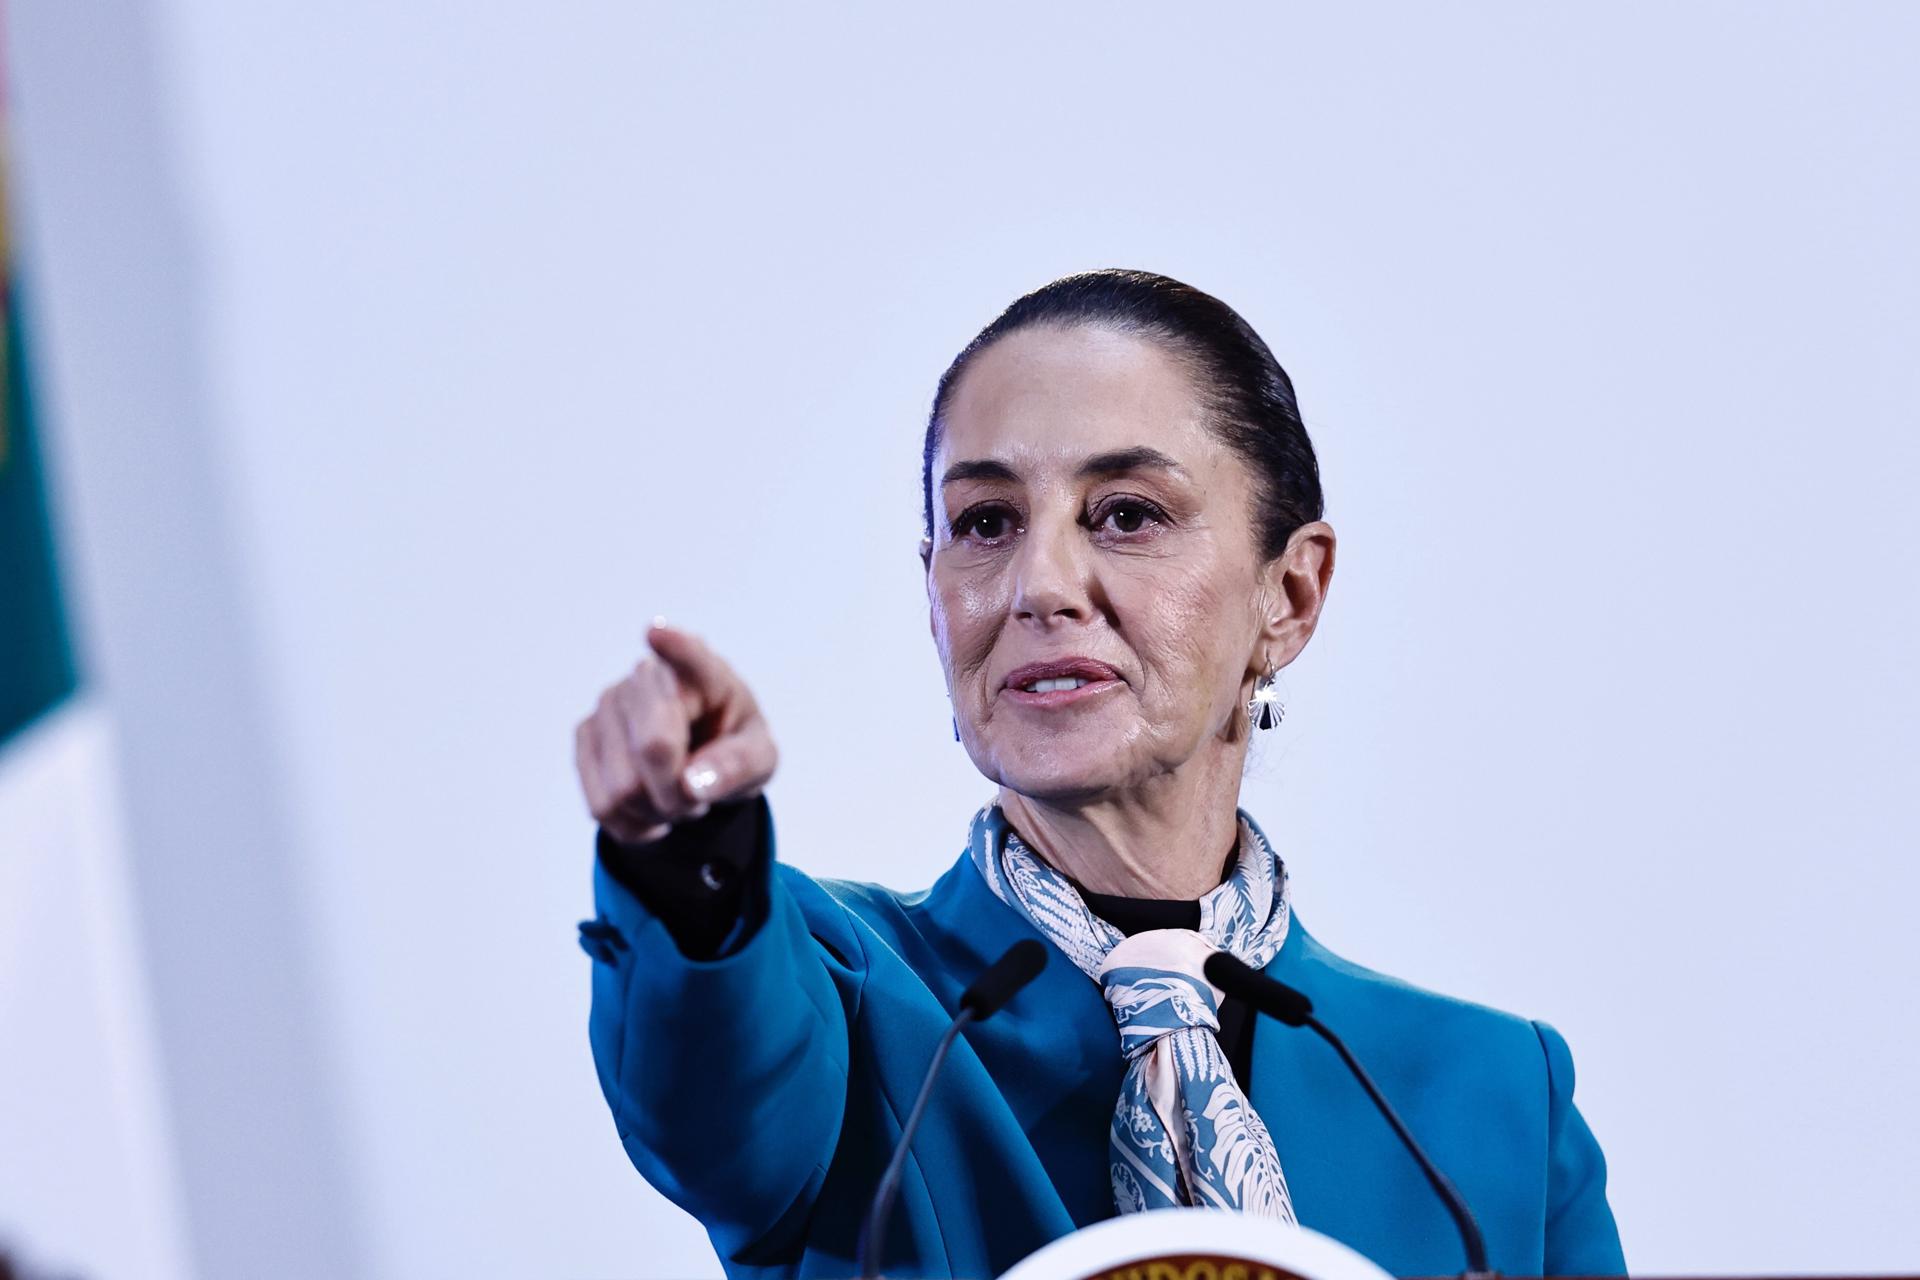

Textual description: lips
[1001,657,1124,694]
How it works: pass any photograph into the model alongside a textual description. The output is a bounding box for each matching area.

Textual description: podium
[993,1211,1920,1280]
[1000,1210,1396,1280]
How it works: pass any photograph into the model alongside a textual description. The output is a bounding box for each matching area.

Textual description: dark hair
[921,268,1323,562]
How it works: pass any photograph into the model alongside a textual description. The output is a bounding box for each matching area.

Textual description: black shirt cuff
[595,794,771,959]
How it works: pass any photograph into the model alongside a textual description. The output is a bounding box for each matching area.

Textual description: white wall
[9,3,1917,1276]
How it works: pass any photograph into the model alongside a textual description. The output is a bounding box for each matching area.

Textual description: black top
[595,797,1257,1091]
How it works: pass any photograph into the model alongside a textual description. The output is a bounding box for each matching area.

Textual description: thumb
[679,720,777,807]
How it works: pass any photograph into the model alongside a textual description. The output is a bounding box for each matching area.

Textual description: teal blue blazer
[584,809,1626,1279]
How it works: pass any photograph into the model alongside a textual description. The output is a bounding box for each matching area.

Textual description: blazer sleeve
[582,795,862,1264]
[1532,1019,1628,1276]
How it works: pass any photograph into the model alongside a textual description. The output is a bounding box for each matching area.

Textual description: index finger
[644,621,746,714]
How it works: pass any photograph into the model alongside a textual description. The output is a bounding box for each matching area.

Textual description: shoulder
[1282,915,1565,1105]
[1283,920,1624,1272]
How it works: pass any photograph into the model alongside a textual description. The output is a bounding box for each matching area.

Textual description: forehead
[937,323,1223,475]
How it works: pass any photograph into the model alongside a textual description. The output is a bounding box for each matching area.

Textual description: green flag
[1,145,79,745]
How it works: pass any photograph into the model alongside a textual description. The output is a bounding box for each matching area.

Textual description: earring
[952,715,961,742]
[1246,653,1283,731]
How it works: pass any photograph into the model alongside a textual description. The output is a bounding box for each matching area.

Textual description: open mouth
[1003,677,1121,708]
[1018,675,1095,693]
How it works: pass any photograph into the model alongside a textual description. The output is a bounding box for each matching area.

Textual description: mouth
[1000,657,1125,709]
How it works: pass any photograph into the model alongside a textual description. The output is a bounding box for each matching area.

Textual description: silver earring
[1247,653,1283,730]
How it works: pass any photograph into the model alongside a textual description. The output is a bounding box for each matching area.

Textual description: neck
[996,749,1246,900]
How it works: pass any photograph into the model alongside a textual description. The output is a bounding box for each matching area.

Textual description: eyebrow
[939,446,1185,489]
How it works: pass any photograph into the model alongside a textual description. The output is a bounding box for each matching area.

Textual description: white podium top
[999,1210,1397,1280]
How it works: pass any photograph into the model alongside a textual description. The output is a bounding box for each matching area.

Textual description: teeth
[1023,676,1091,693]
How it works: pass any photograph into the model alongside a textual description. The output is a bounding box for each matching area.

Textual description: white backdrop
[8,3,1918,1277]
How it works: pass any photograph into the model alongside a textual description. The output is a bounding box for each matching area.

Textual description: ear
[1253,520,1337,672]
[921,535,937,640]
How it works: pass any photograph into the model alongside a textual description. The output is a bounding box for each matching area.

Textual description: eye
[1090,497,1168,537]
[951,501,1021,543]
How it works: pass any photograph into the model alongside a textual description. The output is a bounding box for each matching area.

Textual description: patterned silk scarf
[966,801,1298,1221]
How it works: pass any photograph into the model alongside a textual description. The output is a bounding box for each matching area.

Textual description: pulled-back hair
[922,269,1323,562]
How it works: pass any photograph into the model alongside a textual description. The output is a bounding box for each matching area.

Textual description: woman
[574,270,1626,1279]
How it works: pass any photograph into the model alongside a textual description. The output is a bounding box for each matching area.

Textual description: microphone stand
[1204,951,1496,1279]
[856,938,1045,1280]
[1296,1011,1493,1279]
[855,1007,976,1279]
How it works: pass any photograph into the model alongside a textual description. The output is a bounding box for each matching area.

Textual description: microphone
[856,939,1048,1280]
[1203,952,1493,1278]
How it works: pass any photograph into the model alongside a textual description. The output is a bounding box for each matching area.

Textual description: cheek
[932,572,1006,685]
[1128,567,1241,708]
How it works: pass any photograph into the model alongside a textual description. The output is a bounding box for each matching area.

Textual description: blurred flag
[0,120,80,747]
[0,25,194,1279]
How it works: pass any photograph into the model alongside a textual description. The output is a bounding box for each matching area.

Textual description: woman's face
[924,323,1282,803]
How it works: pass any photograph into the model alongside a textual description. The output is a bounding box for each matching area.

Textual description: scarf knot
[1097,928,1225,1058]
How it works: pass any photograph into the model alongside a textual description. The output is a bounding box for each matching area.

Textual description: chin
[984,741,1134,804]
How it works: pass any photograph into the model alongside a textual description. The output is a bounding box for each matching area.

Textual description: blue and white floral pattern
[966,801,1297,1223]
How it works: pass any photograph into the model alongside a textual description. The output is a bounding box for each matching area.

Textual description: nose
[1010,512,1093,625]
